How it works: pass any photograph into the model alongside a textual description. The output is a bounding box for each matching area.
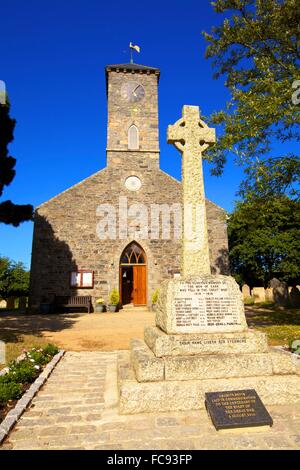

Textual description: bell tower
[105,63,160,167]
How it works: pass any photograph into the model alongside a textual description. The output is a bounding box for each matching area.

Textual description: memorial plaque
[205,389,273,430]
[156,275,248,334]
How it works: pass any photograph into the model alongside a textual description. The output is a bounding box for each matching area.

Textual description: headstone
[205,389,273,430]
[265,288,274,302]
[269,278,289,306]
[0,340,5,365]
[290,286,300,307]
[252,287,266,303]
[242,284,251,299]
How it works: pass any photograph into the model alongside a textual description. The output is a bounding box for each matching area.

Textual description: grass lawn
[246,304,300,345]
[0,335,53,368]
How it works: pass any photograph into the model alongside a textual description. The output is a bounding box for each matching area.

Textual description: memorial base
[118,350,300,414]
[118,275,300,414]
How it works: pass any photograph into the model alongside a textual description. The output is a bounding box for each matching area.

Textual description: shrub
[42,344,59,357]
[290,339,300,355]
[0,382,22,404]
[244,296,255,305]
[7,360,38,384]
[109,288,120,305]
[152,289,159,305]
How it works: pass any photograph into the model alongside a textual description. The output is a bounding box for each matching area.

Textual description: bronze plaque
[205,389,273,430]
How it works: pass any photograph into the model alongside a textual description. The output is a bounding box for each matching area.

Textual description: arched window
[120,242,146,264]
[128,125,139,150]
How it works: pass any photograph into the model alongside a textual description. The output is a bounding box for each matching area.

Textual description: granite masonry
[118,106,300,415]
[29,63,229,311]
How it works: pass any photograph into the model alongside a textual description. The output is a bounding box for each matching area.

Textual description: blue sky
[0,0,246,268]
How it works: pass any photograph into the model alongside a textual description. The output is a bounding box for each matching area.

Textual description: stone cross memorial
[156,105,247,335]
[167,105,215,277]
[118,105,300,417]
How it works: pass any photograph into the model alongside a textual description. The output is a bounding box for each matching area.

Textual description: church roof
[106,63,160,73]
[105,63,160,89]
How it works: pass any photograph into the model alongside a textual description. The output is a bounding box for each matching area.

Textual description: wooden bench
[53,295,92,314]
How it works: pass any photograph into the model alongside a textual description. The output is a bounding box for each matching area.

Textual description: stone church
[29,62,229,311]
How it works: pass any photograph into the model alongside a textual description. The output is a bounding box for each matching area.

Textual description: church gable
[29,61,229,310]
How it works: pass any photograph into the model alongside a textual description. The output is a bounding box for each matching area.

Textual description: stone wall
[106,70,159,155]
[29,159,229,310]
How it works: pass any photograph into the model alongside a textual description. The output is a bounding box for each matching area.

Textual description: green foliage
[0,382,22,404]
[203,0,300,200]
[0,344,59,411]
[244,296,255,305]
[228,196,300,286]
[42,344,59,357]
[6,360,38,384]
[290,339,300,354]
[152,289,159,304]
[0,256,30,301]
[109,288,120,305]
[0,102,33,226]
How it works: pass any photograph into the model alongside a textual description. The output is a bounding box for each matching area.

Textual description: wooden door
[133,265,147,305]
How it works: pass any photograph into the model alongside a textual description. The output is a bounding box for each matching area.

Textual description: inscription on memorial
[173,279,241,330]
[205,389,273,430]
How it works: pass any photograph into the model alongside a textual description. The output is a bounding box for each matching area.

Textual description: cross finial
[167,105,216,155]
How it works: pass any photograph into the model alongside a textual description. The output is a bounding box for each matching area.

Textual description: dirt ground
[1,304,298,360]
[0,307,155,352]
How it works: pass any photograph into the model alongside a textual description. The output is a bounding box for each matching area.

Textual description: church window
[120,242,146,264]
[128,125,139,150]
[70,270,94,288]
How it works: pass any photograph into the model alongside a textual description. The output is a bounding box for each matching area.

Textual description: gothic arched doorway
[120,242,147,306]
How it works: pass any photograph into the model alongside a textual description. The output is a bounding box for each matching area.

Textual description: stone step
[144,326,269,357]
[131,339,297,383]
[118,352,300,415]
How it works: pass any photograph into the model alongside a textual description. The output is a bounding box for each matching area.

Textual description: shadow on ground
[0,312,80,343]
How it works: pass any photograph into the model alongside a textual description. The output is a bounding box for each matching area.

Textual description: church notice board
[205,389,273,430]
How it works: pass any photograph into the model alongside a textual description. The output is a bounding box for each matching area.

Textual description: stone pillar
[167,106,215,277]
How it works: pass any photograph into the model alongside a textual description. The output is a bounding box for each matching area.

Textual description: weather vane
[129,42,140,64]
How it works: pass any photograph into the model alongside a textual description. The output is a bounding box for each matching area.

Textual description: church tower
[105,63,160,167]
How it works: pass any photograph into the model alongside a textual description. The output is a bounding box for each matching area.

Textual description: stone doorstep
[118,354,300,415]
[144,326,269,357]
[130,338,297,383]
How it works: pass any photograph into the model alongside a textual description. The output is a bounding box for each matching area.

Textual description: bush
[0,382,22,404]
[290,339,300,355]
[244,296,255,305]
[109,288,120,305]
[41,344,59,358]
[152,289,159,305]
[7,360,38,384]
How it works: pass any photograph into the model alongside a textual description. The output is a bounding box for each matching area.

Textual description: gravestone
[118,105,300,415]
[0,341,5,365]
[242,284,251,299]
[269,278,289,306]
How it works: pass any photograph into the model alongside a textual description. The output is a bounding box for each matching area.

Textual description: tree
[228,196,300,287]
[0,256,30,300]
[203,0,300,200]
[0,101,33,226]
